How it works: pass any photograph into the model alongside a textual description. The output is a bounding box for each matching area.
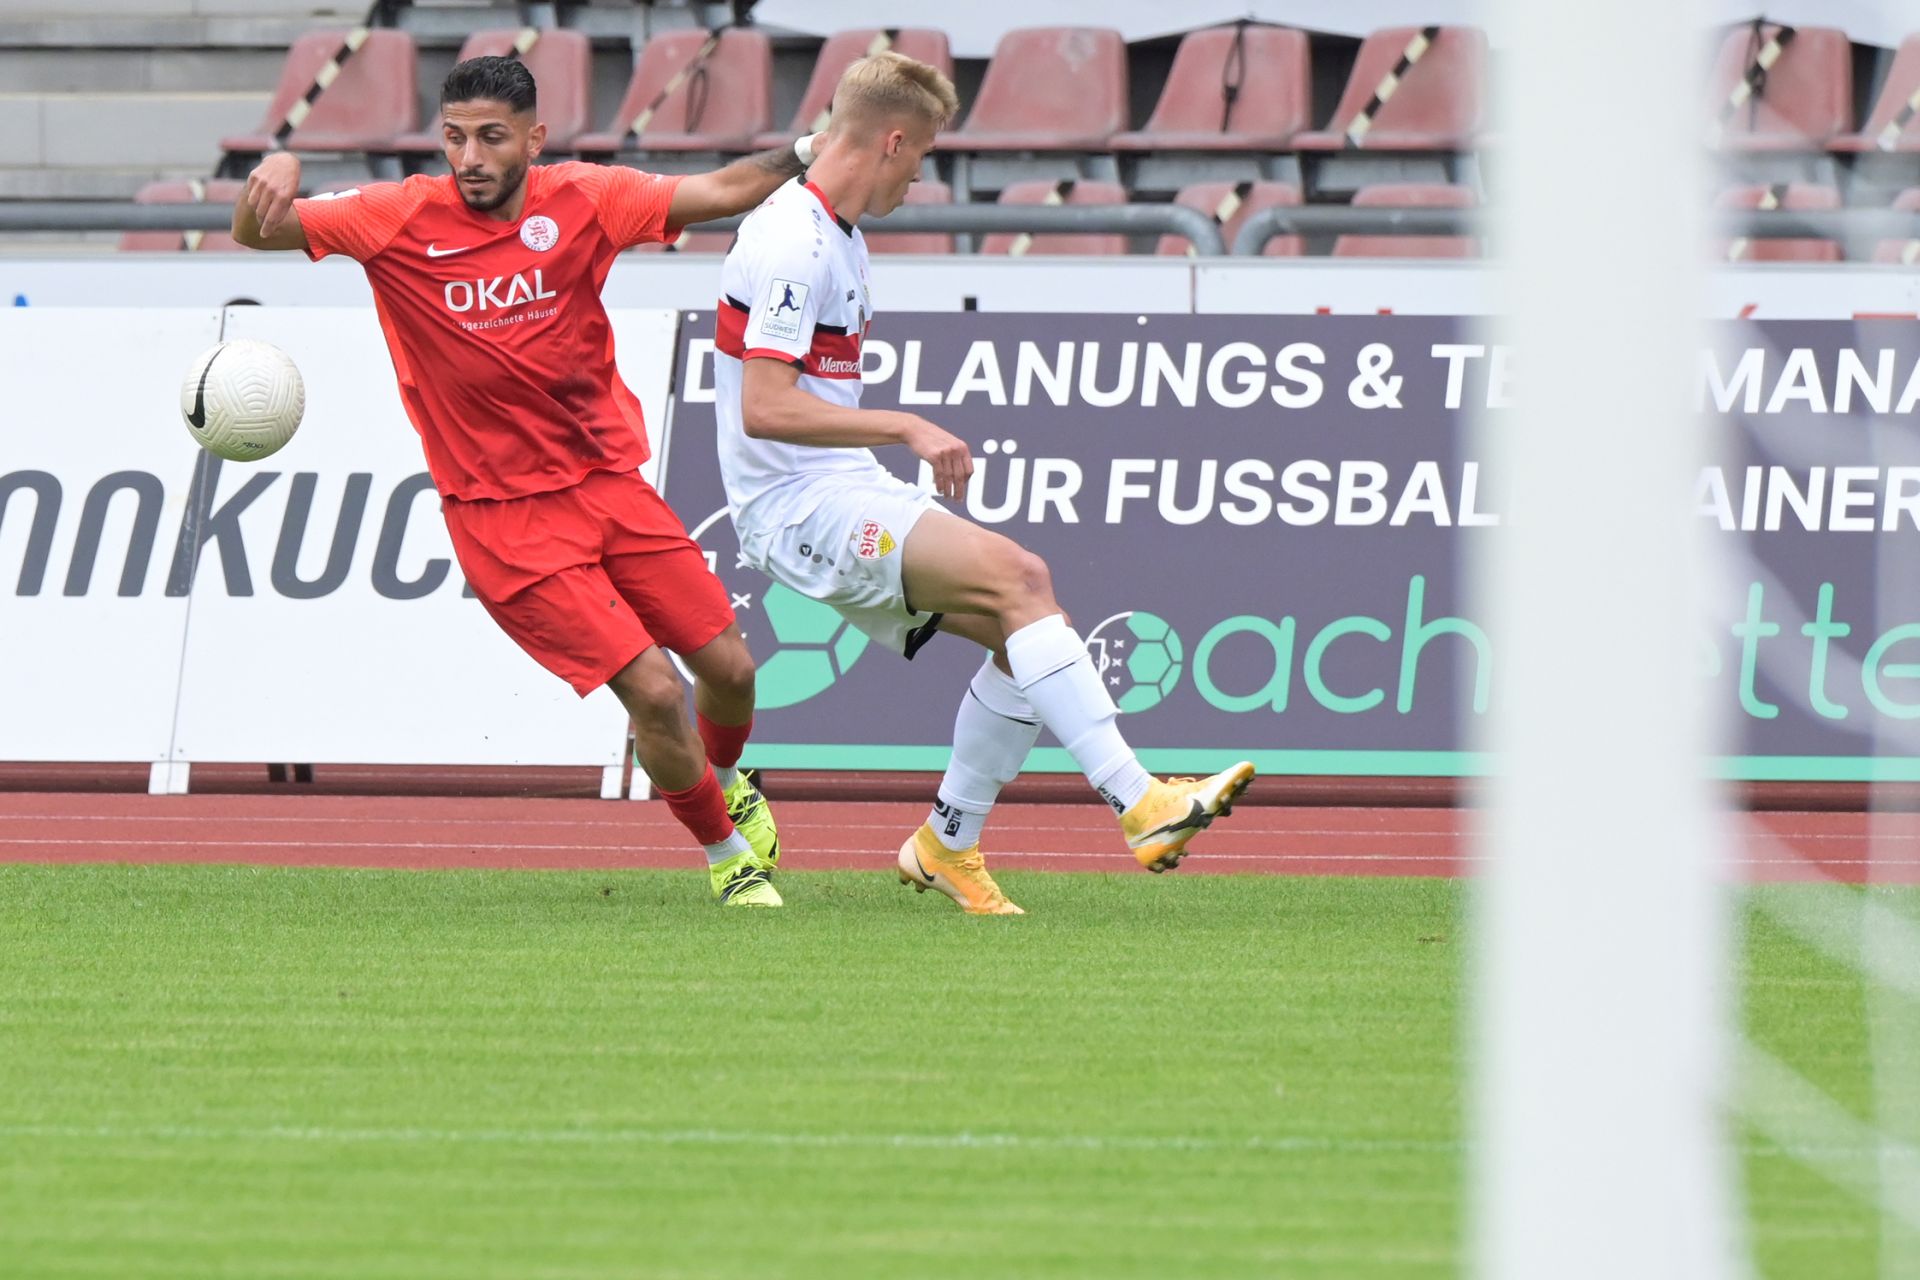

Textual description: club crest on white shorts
[854,519,896,559]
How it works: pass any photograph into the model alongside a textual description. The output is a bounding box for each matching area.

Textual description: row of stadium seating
[216,22,1920,170]
[218,25,1483,165]
[120,175,1920,262]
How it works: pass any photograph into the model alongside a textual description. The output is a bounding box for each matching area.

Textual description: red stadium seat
[1874,188,1920,264]
[390,30,593,154]
[1296,27,1486,152]
[119,180,246,252]
[576,29,772,154]
[1705,23,1852,151]
[1158,182,1302,256]
[1716,183,1842,261]
[220,30,418,154]
[947,29,1128,152]
[1832,36,1920,153]
[752,29,953,150]
[980,179,1128,256]
[866,180,956,254]
[1114,25,1311,153]
[1332,183,1478,258]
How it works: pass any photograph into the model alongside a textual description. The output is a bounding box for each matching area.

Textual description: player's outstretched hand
[246,152,303,239]
[905,418,973,502]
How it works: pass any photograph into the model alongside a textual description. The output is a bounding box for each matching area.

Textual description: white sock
[703,829,751,866]
[930,658,1042,852]
[1004,614,1153,815]
[714,764,740,791]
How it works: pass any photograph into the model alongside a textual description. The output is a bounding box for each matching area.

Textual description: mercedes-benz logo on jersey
[1086,611,1185,713]
[682,506,869,709]
[520,215,559,252]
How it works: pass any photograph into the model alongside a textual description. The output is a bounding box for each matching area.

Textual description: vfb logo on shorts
[853,520,895,560]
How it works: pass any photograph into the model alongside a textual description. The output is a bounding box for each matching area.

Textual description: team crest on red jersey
[520,215,560,252]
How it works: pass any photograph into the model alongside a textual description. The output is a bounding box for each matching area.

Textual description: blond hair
[830,50,959,132]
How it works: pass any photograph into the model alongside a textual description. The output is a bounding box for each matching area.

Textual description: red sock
[659,766,734,846]
[698,713,753,770]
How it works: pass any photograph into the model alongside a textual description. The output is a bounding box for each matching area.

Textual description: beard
[459,160,527,213]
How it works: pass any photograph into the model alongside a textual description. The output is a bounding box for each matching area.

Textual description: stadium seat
[865,179,956,254]
[1832,36,1920,153]
[979,179,1128,256]
[1158,181,1302,256]
[1295,27,1486,152]
[1704,23,1852,150]
[576,29,772,155]
[947,29,1128,152]
[1716,183,1842,261]
[118,180,245,252]
[389,30,592,155]
[1873,188,1920,264]
[1332,183,1478,258]
[752,29,953,150]
[1113,25,1311,153]
[220,29,418,155]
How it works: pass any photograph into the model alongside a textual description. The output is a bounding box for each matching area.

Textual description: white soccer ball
[179,338,306,462]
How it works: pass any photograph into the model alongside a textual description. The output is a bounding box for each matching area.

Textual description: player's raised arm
[231,151,310,252]
[667,136,824,228]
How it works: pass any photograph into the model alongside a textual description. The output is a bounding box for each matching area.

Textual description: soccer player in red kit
[232,56,805,906]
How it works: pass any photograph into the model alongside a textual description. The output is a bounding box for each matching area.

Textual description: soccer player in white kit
[712,53,1255,914]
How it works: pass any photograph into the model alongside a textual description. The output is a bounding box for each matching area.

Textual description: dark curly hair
[441,56,536,113]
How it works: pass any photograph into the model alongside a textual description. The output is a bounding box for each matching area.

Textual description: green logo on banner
[1087,610,1185,713]
[756,581,871,709]
[686,505,870,710]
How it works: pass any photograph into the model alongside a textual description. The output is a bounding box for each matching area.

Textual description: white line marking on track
[5,837,1917,870]
[3,812,1908,843]
[0,838,1432,865]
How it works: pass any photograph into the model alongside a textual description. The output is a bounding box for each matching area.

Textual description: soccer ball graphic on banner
[682,506,871,709]
[179,339,306,462]
[756,584,871,709]
[1086,610,1185,713]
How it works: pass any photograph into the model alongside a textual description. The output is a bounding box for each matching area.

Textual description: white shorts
[739,472,943,657]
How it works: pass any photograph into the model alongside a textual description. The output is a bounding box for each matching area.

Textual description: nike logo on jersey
[426,243,478,258]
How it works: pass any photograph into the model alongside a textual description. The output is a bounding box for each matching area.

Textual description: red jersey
[293,163,683,501]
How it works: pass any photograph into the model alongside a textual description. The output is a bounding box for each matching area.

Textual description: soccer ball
[755,583,869,709]
[179,339,305,462]
[1087,610,1185,713]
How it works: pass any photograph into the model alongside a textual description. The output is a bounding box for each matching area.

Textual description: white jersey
[713,177,883,531]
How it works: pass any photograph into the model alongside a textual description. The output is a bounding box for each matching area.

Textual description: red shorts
[442,468,734,696]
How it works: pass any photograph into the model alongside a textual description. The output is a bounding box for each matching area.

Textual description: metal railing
[0,201,1227,256]
[1230,206,1920,255]
[8,201,1920,258]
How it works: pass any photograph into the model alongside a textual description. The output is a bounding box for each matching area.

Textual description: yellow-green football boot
[722,769,780,869]
[710,850,782,907]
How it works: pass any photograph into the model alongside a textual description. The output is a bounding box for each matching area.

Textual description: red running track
[1,793,1917,883]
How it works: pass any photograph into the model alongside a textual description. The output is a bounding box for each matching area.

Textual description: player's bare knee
[609,654,684,727]
[709,641,756,701]
[999,546,1056,610]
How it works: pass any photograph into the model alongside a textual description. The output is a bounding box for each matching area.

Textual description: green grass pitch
[0,865,1887,1277]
